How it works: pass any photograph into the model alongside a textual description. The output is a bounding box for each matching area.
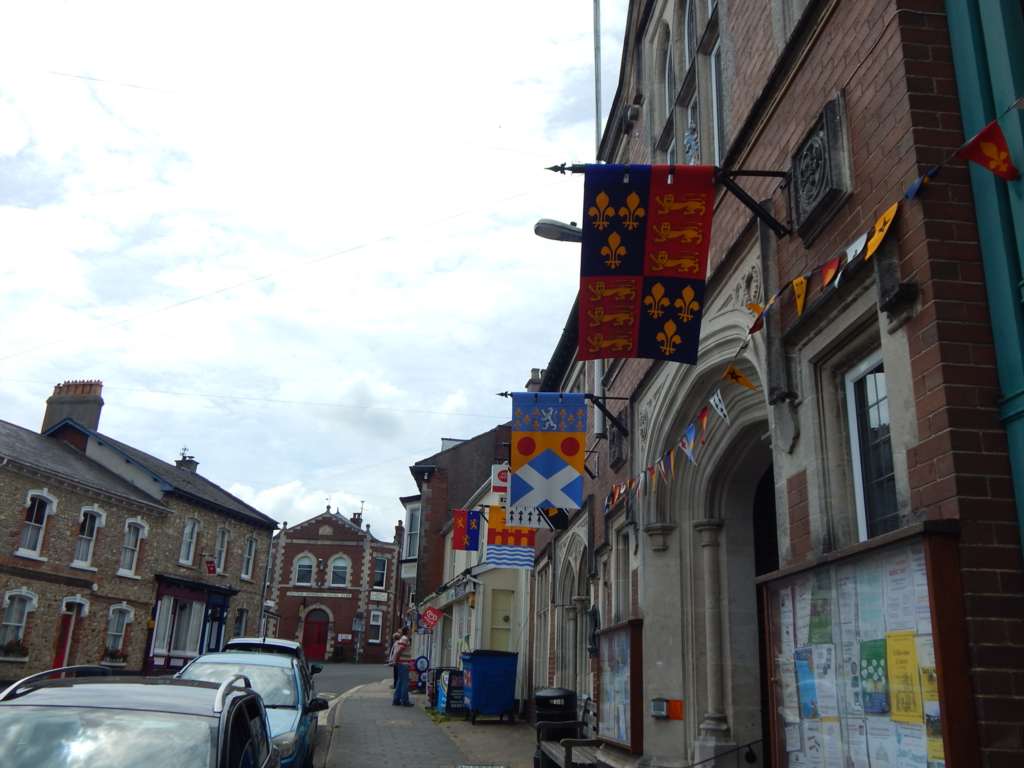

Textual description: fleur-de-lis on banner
[617,191,646,231]
[674,285,701,323]
[657,319,682,356]
[588,191,615,230]
[601,232,627,269]
[981,141,1011,173]
[644,282,670,319]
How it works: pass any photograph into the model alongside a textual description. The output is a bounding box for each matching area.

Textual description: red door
[53,611,76,668]
[301,610,329,661]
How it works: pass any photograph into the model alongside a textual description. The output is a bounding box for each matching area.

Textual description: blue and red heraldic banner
[452,508,480,551]
[579,164,716,363]
[510,393,586,520]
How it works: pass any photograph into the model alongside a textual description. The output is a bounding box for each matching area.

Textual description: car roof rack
[0,665,113,702]
[213,674,252,714]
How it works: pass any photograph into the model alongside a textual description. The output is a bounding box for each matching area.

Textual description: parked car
[0,664,279,767]
[178,651,327,768]
[224,637,322,676]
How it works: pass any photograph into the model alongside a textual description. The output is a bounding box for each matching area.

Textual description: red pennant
[821,257,841,288]
[958,120,1020,180]
[698,406,709,444]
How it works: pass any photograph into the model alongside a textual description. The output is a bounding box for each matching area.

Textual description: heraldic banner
[579,163,715,363]
[510,392,586,523]
[451,508,480,551]
[486,505,536,569]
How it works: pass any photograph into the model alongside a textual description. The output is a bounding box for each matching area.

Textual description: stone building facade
[528,1,1024,767]
[0,381,277,681]
[270,508,401,663]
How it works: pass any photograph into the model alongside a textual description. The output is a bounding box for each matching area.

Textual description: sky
[0,1,627,537]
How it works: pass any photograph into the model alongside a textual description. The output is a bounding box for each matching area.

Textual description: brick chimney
[525,368,545,392]
[394,520,404,546]
[41,380,104,433]
[351,509,363,528]
[175,455,199,473]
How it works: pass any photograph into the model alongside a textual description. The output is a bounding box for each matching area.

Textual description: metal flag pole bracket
[545,163,791,238]
[584,393,629,436]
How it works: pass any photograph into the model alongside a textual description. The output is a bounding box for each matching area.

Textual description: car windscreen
[0,706,215,767]
[225,642,297,657]
[181,662,298,708]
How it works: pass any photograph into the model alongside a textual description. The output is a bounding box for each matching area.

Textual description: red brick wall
[787,470,811,562]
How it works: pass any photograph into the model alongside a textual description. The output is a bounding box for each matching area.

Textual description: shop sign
[439,578,475,607]
[420,606,443,629]
[370,591,388,602]
[491,463,509,495]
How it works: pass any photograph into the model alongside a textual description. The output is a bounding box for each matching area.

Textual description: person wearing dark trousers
[387,632,402,688]
[391,632,412,706]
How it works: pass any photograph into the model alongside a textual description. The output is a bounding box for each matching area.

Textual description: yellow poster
[887,630,923,724]
[918,634,945,761]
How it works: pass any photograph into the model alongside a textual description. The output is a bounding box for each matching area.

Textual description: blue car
[178,651,326,768]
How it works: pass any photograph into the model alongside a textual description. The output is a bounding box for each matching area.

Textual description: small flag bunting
[957,119,1020,180]
[792,275,808,316]
[698,406,709,444]
[904,167,939,199]
[681,423,697,463]
[710,389,730,423]
[723,364,758,391]
[821,257,841,288]
[865,202,899,261]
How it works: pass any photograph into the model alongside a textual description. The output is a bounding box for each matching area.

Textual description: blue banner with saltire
[510,392,586,515]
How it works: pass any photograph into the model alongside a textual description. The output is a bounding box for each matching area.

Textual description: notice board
[597,618,643,754]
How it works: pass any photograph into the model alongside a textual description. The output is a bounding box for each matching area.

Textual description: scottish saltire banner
[510,392,586,515]
[485,506,535,569]
[451,508,480,551]
[578,164,716,363]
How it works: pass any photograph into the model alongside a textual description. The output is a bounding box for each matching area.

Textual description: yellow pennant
[722,364,758,391]
[865,201,899,260]
[792,276,808,316]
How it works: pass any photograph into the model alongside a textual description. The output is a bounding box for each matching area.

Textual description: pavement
[312,664,535,768]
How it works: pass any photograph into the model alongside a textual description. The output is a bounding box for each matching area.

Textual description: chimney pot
[42,380,104,433]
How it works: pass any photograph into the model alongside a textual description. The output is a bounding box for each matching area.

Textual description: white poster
[885,551,915,632]
[895,723,927,767]
[780,586,796,657]
[910,547,932,634]
[802,720,824,768]
[813,644,839,718]
[821,719,843,768]
[837,565,858,635]
[867,717,897,768]
[856,564,886,640]
[842,638,864,715]
[785,722,803,753]
[845,718,871,768]
[779,656,800,723]
[795,576,813,648]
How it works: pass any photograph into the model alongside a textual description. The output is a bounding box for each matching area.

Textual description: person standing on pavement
[391,631,412,706]
[388,632,402,689]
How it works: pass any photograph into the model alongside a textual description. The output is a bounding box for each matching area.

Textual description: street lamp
[534,219,583,243]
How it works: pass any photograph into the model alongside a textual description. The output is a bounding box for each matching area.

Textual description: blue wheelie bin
[461,650,518,723]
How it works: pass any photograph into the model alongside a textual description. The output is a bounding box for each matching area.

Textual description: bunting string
[600,93,1021,514]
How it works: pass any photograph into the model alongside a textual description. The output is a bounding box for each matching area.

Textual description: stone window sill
[100,660,127,667]
[116,569,141,580]
[240,575,254,583]
[0,655,29,663]
[13,549,47,562]
[69,561,98,572]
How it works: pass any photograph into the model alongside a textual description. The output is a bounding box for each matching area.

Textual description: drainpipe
[945,0,1024,551]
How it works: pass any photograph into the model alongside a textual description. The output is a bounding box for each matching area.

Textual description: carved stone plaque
[608,410,628,470]
[789,95,851,245]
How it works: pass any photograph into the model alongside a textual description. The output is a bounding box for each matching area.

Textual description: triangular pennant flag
[669,446,678,476]
[1013,95,1024,111]
[865,202,899,261]
[957,119,1020,180]
[723,364,758,391]
[904,166,939,199]
[710,389,730,424]
[835,233,868,288]
[657,454,669,483]
[821,257,841,288]
[681,423,697,463]
[792,275,808,316]
[698,406,709,444]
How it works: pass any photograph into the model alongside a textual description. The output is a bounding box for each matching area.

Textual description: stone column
[694,519,729,738]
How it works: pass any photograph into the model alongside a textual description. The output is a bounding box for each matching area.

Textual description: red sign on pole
[206,559,217,575]
[420,607,443,629]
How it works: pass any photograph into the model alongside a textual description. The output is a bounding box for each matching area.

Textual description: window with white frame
[179,518,199,564]
[294,555,314,586]
[119,522,145,575]
[368,610,383,643]
[683,0,697,66]
[329,555,350,587]
[168,600,204,654]
[663,29,676,123]
[372,556,388,589]
[405,504,420,558]
[845,351,899,540]
[18,494,54,556]
[0,591,36,648]
[241,536,257,580]
[234,607,248,637]
[214,527,229,573]
[73,508,103,566]
[534,566,550,686]
[106,604,133,652]
[710,41,725,164]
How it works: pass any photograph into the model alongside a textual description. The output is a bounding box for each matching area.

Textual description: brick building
[527,1,1024,766]
[270,507,401,663]
[0,381,277,680]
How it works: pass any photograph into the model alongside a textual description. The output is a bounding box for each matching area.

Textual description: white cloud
[0,1,628,524]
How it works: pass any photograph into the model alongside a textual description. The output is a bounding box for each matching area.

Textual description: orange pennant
[865,202,899,261]
[698,406,709,444]
[792,275,808,316]
[821,257,841,288]
[722,364,758,391]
